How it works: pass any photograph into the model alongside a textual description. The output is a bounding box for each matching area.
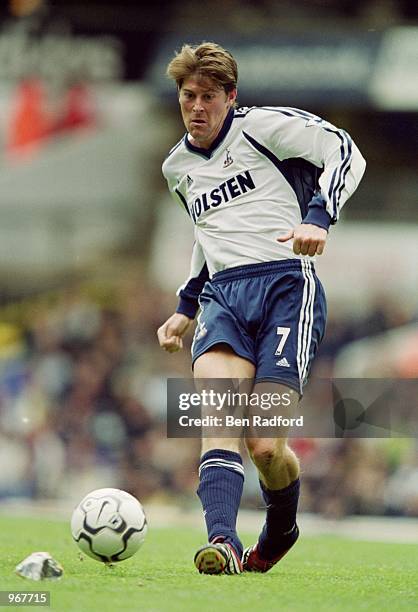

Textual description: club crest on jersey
[223,148,233,168]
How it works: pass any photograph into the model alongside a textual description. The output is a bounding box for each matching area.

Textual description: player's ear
[227,88,237,107]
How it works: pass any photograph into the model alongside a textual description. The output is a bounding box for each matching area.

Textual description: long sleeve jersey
[162,106,366,318]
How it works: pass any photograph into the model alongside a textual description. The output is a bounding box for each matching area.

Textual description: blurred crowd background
[0,0,417,519]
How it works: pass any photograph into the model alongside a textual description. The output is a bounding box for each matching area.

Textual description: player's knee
[247,439,286,470]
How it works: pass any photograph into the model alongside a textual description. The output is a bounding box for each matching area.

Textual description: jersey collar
[184,107,234,159]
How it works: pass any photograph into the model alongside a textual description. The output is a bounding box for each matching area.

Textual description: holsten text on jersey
[190,170,255,222]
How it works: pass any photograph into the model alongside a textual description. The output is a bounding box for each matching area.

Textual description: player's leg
[243,382,300,572]
[193,344,255,574]
[241,261,326,572]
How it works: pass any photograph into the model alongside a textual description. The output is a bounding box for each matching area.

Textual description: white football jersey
[162,106,366,317]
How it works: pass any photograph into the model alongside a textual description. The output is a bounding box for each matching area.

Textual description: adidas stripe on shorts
[191,260,327,394]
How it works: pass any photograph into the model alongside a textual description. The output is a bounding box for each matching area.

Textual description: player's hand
[277,223,328,256]
[157,312,193,353]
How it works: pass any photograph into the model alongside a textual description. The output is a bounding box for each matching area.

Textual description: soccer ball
[70,488,147,563]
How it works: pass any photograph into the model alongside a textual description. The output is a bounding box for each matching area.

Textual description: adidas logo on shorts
[276,357,290,367]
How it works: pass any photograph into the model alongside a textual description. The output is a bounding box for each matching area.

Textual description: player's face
[179,76,236,149]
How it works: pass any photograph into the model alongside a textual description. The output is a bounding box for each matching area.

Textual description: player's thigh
[195,344,256,455]
[194,343,256,379]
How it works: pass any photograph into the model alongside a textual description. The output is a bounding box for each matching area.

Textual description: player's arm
[249,108,366,255]
[275,110,366,222]
[157,241,209,352]
[158,165,201,352]
[159,157,210,351]
[282,113,365,255]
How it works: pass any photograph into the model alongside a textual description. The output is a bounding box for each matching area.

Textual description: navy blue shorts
[191,260,327,394]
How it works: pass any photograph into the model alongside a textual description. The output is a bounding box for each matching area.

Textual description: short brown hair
[166,42,238,94]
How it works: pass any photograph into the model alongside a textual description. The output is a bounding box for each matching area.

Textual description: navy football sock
[197,449,244,558]
[257,478,300,561]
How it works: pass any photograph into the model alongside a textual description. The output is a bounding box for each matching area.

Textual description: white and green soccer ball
[71,488,147,563]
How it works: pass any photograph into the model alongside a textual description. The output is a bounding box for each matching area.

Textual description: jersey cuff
[302,196,332,231]
[176,295,199,319]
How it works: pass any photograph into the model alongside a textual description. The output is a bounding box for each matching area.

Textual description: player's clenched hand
[157,313,193,353]
[277,223,328,256]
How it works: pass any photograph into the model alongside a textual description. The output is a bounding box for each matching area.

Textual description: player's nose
[192,99,204,112]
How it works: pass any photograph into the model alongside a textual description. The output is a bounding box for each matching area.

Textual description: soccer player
[157,42,366,574]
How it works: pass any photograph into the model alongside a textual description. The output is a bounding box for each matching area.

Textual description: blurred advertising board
[149,28,418,110]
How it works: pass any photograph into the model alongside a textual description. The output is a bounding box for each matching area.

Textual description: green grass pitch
[0,515,417,612]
